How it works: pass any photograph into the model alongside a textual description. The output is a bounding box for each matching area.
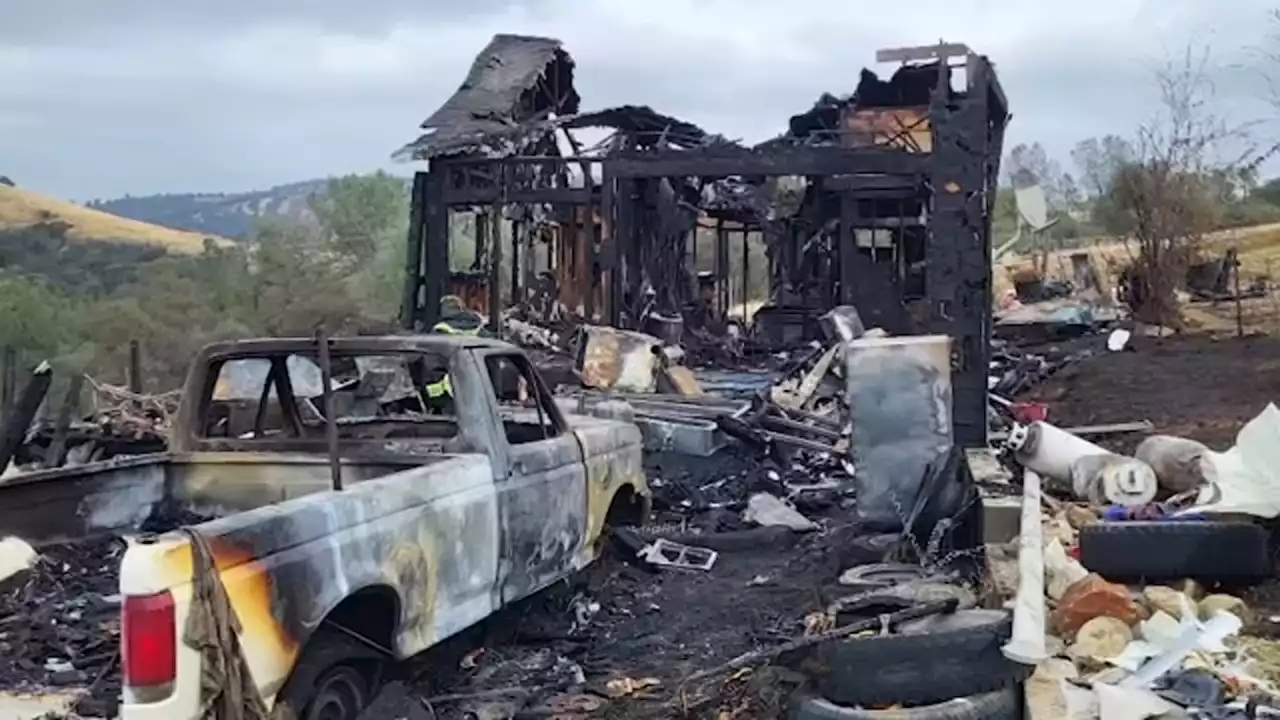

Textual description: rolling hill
[91,178,337,239]
[0,184,226,254]
[0,183,234,295]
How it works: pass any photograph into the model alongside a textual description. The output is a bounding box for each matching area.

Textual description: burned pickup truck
[0,335,649,719]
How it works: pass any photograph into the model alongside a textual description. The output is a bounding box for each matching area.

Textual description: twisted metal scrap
[84,374,179,434]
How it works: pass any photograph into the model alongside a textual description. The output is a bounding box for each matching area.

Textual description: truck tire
[807,609,1028,707]
[278,629,386,720]
[791,686,1022,720]
[1078,521,1271,582]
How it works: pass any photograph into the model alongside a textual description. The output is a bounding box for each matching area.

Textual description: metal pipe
[1002,469,1047,665]
[315,328,342,492]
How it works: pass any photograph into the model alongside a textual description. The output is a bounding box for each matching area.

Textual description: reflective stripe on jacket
[431,321,480,336]
[424,374,453,398]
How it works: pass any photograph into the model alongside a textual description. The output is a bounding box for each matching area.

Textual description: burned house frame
[398,36,1009,446]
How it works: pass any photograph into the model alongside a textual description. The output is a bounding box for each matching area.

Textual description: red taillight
[122,591,176,691]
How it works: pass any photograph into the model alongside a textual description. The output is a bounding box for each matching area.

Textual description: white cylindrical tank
[1008,421,1157,506]
[1006,421,1109,483]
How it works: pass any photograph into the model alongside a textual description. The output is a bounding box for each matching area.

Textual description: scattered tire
[1078,521,1271,582]
[278,628,387,720]
[805,609,1029,707]
[790,686,1022,720]
[838,563,936,592]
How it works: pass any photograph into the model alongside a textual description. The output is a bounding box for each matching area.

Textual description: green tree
[311,172,408,261]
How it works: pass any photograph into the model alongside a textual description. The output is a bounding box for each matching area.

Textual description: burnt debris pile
[0,537,122,711]
[0,505,213,719]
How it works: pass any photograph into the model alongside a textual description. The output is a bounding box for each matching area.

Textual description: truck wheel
[278,629,385,720]
[301,665,370,720]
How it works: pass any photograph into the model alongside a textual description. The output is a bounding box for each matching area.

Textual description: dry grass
[0,185,230,255]
[994,223,1280,299]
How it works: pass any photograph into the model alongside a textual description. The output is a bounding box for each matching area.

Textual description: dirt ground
[1019,330,1280,637]
[1020,332,1280,453]
[409,451,859,720]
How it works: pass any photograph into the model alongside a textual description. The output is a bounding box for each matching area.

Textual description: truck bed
[0,451,454,718]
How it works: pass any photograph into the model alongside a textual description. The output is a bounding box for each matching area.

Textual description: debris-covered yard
[1022,333,1280,452]
[406,451,853,720]
[989,329,1280,718]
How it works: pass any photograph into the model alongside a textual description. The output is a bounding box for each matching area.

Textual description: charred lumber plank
[608,147,926,179]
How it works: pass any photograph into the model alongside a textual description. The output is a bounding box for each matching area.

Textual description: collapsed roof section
[394,34,736,163]
[393,34,580,160]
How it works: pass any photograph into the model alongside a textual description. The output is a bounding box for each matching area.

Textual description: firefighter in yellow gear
[422,296,485,412]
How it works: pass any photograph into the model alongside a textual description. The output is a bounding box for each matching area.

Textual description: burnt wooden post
[0,361,53,473]
[1,347,15,413]
[422,167,449,332]
[401,171,428,330]
[128,340,142,394]
[45,374,85,469]
[487,163,505,338]
[715,219,729,317]
[314,329,342,491]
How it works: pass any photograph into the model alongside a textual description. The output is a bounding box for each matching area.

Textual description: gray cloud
[0,0,550,45]
[2,0,1278,200]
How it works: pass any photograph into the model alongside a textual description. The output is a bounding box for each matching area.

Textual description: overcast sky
[2,0,1278,201]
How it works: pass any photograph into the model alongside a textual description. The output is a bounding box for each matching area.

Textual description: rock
[1135,435,1210,493]
[1065,505,1099,530]
[1067,616,1133,666]
[1045,633,1067,658]
[1044,514,1078,548]
[1051,573,1141,639]
[1045,539,1089,601]
[1142,586,1192,620]
[1025,658,1079,720]
[1138,610,1183,646]
[986,543,1020,599]
[1179,579,1206,602]
[1199,594,1252,624]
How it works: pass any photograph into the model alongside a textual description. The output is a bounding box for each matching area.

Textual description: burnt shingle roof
[394,34,580,161]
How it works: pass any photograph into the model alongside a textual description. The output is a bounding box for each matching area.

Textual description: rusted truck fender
[569,414,650,550]
[119,453,502,716]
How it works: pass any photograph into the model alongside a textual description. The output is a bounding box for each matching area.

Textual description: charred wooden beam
[824,174,920,193]
[442,186,594,205]
[607,147,926,179]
